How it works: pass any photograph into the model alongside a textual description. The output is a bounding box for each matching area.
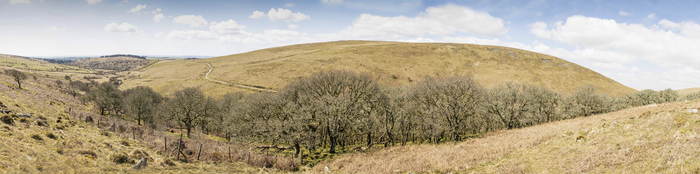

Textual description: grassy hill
[677,87,700,97]
[121,41,636,97]
[316,100,700,173]
[0,54,93,74]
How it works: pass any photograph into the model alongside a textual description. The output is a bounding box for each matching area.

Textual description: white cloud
[128,4,147,13]
[173,15,208,27]
[267,8,310,22]
[249,11,267,19]
[529,16,700,68]
[321,0,343,4]
[618,10,630,16]
[316,4,508,40]
[154,14,164,22]
[209,20,249,35]
[47,26,65,31]
[155,32,165,38]
[285,3,295,7]
[86,0,100,5]
[165,30,218,40]
[150,8,162,14]
[103,22,137,33]
[647,13,656,19]
[10,0,30,4]
[288,24,299,30]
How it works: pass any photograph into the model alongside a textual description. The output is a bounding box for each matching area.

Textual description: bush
[1,115,13,125]
[30,134,43,140]
[110,153,133,164]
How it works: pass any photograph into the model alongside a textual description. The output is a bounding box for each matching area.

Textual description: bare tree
[164,87,208,138]
[123,86,162,126]
[4,69,27,89]
[409,76,484,143]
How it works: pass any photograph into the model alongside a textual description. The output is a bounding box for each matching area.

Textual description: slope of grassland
[123,41,635,97]
[315,100,700,173]
[677,87,700,97]
[0,54,93,74]
[0,72,269,173]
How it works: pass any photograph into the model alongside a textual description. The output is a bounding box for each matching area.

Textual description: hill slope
[122,41,636,97]
[316,100,700,173]
[0,54,92,73]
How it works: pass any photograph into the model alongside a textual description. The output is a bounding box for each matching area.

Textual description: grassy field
[315,100,700,173]
[69,56,157,71]
[121,41,636,97]
[0,54,94,74]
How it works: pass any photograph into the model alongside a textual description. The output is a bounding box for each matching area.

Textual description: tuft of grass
[78,150,97,159]
[274,157,299,171]
[45,132,57,139]
[55,148,64,155]
[1,115,13,125]
[19,118,28,123]
[109,153,133,164]
[120,139,130,146]
[30,134,42,140]
[99,130,110,137]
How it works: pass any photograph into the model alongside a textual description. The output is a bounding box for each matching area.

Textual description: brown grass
[121,41,636,97]
[316,101,700,173]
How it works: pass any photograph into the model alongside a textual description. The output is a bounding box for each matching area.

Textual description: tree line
[74,69,690,158]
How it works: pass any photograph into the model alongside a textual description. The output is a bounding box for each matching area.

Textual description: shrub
[247,155,274,168]
[45,132,57,139]
[1,115,13,125]
[30,134,43,140]
[110,153,133,164]
[155,158,176,167]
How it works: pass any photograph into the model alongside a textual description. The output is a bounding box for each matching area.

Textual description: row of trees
[78,69,689,157]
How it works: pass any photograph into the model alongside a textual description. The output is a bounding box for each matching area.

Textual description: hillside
[677,87,700,97]
[0,69,276,173]
[121,41,636,97]
[0,54,92,73]
[316,100,700,173]
[69,57,156,71]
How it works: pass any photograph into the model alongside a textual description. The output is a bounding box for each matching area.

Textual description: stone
[133,157,148,170]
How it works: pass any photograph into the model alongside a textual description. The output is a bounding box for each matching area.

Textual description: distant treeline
[100,54,147,59]
[39,58,76,64]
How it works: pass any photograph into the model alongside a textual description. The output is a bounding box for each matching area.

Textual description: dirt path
[205,63,278,93]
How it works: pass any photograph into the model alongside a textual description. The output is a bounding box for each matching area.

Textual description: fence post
[197,144,203,161]
[228,146,231,160]
[177,133,182,160]
[164,137,167,156]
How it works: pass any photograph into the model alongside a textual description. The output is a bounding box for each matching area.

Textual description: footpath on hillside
[205,63,278,93]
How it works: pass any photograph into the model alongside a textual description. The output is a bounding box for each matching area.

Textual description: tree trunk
[329,136,337,153]
[293,143,301,158]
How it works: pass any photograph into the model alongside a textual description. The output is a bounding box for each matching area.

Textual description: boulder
[133,157,148,170]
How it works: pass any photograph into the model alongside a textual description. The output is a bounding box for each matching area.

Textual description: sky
[1,0,700,90]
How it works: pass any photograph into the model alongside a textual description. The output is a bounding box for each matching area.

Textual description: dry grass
[677,87,700,97]
[0,54,92,73]
[0,71,286,173]
[316,100,700,173]
[121,41,636,97]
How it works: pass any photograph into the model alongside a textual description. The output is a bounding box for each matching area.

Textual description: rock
[325,166,330,173]
[133,157,148,170]
[689,109,698,113]
[17,113,31,118]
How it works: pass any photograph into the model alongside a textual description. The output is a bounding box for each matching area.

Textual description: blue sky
[2,0,700,90]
